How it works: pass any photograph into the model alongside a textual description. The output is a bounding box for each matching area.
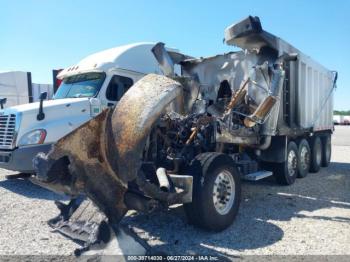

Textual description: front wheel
[184,153,241,231]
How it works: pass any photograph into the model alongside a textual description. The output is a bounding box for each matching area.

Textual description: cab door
[104,75,134,107]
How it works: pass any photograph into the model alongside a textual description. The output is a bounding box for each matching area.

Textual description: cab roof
[58,42,176,79]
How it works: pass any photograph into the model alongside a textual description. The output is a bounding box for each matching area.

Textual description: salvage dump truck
[34,16,337,255]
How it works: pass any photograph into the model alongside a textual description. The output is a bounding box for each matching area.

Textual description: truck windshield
[53,72,106,99]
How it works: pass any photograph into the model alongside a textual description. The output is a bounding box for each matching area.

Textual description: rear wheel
[273,141,298,185]
[310,136,322,173]
[321,134,331,167]
[297,139,310,178]
[184,153,241,231]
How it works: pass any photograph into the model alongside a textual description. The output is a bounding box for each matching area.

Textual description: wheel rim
[300,146,310,171]
[212,170,235,215]
[287,150,297,176]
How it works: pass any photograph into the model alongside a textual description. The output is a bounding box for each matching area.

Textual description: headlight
[18,129,46,146]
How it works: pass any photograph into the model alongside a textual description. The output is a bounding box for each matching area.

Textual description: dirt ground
[0,126,349,257]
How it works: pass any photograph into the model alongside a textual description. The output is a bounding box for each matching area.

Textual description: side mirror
[0,98,7,109]
[39,92,48,100]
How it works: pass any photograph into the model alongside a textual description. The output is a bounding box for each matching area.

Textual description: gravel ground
[0,126,349,257]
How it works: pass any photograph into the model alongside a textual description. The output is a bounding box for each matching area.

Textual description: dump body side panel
[275,38,334,133]
[296,53,334,131]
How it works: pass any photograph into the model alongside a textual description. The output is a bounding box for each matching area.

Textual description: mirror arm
[37,92,47,121]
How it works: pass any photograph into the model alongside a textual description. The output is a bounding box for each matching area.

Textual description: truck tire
[321,134,331,167]
[273,141,298,185]
[184,153,241,232]
[297,139,310,178]
[310,136,322,173]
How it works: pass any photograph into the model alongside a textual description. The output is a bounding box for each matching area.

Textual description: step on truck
[0,43,182,175]
[34,16,337,256]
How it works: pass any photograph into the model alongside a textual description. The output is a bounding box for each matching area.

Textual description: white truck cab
[0,42,172,173]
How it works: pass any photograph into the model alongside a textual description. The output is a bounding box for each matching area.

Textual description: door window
[106,75,133,101]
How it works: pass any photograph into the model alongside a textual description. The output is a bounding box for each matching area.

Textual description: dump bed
[225,16,335,133]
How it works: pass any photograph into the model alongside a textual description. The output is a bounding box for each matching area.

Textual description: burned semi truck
[33,16,337,254]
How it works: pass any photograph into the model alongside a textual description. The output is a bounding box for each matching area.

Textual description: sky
[1,0,349,110]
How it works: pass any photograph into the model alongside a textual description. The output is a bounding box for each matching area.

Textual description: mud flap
[49,198,151,258]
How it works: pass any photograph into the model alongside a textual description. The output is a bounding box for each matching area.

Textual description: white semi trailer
[0,43,179,173]
[333,115,350,125]
[0,71,54,107]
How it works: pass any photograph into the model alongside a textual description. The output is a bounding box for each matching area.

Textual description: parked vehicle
[34,16,337,255]
[0,43,180,173]
[333,115,341,125]
[333,114,350,125]
[0,71,53,107]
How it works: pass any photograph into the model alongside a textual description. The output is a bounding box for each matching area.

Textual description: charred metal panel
[224,16,278,51]
[110,74,183,183]
[224,16,335,132]
[34,110,128,223]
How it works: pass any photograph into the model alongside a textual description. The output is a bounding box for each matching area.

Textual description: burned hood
[33,74,184,223]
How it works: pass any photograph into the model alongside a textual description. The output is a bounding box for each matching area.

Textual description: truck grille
[0,114,16,149]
